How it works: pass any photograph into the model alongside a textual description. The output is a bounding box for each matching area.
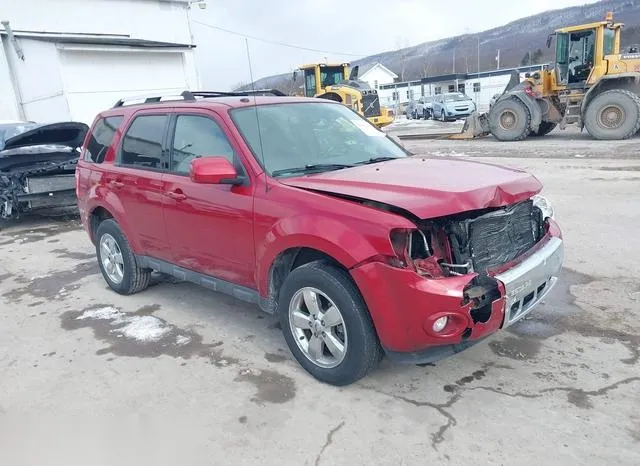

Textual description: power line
[191,19,366,57]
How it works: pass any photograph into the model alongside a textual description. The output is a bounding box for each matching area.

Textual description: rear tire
[278,261,382,386]
[488,97,531,141]
[583,89,640,140]
[95,219,150,295]
[530,121,557,137]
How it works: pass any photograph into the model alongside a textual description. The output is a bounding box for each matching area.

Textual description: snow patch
[118,316,171,342]
[175,335,191,346]
[77,306,122,320]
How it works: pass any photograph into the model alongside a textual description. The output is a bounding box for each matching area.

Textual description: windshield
[444,93,470,102]
[320,66,345,87]
[231,102,408,177]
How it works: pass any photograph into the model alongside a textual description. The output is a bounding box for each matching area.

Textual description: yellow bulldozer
[462,11,640,141]
[296,63,395,128]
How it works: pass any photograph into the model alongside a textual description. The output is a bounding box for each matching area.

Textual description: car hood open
[279,157,542,219]
[2,122,89,151]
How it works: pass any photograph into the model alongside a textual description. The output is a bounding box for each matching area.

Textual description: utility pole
[453,47,456,73]
[477,35,480,75]
[496,49,500,70]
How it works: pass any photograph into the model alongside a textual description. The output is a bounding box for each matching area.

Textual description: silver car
[432,92,477,121]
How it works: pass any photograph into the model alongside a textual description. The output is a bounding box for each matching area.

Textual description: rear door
[106,110,172,260]
[161,109,255,287]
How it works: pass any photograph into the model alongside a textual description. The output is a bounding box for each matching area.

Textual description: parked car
[76,92,563,386]
[405,100,424,120]
[432,92,477,121]
[0,121,88,219]
[421,96,435,119]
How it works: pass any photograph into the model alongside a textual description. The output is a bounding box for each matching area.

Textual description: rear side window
[170,115,235,174]
[120,115,167,169]
[84,116,123,163]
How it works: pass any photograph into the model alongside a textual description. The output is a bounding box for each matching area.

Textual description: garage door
[60,49,190,124]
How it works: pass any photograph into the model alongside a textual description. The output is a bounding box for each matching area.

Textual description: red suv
[76,91,563,386]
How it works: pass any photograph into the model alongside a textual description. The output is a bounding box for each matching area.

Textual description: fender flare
[85,192,143,253]
[581,72,640,114]
[510,91,543,132]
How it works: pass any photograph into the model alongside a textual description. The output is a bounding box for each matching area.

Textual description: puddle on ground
[61,304,237,362]
[0,220,82,244]
[2,261,98,303]
[264,352,288,363]
[234,368,296,404]
[51,248,96,261]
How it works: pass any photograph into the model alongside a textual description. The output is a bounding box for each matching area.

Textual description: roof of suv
[100,94,325,117]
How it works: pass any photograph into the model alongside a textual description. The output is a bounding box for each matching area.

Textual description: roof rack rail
[112,89,287,108]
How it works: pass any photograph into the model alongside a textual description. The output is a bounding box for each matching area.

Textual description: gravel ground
[0,143,639,465]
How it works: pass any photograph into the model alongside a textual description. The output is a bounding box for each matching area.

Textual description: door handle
[108,180,125,189]
[166,190,187,201]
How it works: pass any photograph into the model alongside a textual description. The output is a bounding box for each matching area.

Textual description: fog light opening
[432,316,449,333]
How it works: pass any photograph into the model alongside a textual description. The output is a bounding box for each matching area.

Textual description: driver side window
[170,115,236,175]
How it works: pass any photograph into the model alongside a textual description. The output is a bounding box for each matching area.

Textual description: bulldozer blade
[448,112,491,139]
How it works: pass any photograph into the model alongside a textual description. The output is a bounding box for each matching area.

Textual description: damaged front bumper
[0,160,78,219]
[350,222,563,364]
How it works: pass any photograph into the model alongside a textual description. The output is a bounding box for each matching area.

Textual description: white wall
[1,0,192,44]
[0,0,198,124]
[0,40,21,121]
[361,66,396,90]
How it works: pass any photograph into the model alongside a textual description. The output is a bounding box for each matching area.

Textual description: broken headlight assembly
[532,194,554,220]
[388,228,449,278]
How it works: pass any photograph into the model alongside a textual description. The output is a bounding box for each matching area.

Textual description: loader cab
[552,13,623,88]
[555,29,596,86]
[300,64,349,98]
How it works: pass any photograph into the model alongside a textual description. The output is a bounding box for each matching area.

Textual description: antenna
[244,38,268,191]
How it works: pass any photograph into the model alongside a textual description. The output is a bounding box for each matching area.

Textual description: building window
[448,84,455,93]
[374,80,379,89]
[392,91,398,101]
[421,85,425,97]
[434,86,442,95]
[458,83,465,93]
[473,82,481,93]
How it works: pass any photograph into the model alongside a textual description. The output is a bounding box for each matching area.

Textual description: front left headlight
[533,194,554,220]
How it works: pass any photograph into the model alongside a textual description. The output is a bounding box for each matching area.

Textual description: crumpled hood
[279,157,542,219]
[2,122,88,151]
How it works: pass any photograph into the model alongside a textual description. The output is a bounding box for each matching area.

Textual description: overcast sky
[190,0,600,90]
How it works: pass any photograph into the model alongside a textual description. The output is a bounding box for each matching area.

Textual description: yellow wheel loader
[461,11,640,141]
[296,63,395,128]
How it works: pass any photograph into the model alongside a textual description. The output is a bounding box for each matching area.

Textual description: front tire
[583,89,640,140]
[278,261,382,386]
[488,97,531,141]
[95,219,150,295]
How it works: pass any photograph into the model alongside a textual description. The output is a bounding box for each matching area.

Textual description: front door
[161,111,255,288]
[108,111,171,260]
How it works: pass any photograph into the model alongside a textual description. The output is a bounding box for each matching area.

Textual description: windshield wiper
[355,156,399,165]
[271,163,355,177]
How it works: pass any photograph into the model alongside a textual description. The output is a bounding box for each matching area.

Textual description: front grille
[468,201,536,272]
[362,94,381,118]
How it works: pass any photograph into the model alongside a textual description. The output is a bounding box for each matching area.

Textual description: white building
[379,65,545,113]
[357,62,398,91]
[0,0,199,125]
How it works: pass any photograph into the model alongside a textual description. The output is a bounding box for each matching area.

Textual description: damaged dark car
[0,121,88,219]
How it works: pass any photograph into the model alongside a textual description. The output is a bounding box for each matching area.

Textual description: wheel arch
[582,73,640,115]
[86,199,143,253]
[496,89,543,132]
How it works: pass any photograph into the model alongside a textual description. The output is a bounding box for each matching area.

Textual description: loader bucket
[448,112,491,139]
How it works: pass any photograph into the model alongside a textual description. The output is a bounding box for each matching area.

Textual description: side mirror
[190,157,241,185]
[546,34,554,49]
